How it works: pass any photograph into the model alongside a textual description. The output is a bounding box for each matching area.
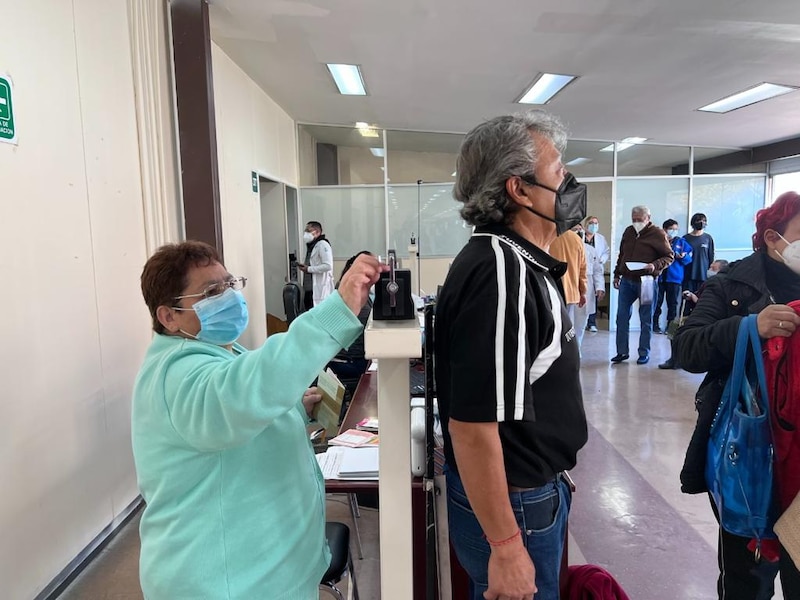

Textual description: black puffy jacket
[674,252,775,493]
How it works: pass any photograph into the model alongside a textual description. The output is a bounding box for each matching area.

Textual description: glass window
[614,178,690,258]
[772,172,800,203]
[388,183,470,258]
[298,186,386,260]
[617,145,691,176]
[691,176,766,262]
[386,130,463,185]
[563,141,614,178]
[298,124,385,186]
[693,147,766,175]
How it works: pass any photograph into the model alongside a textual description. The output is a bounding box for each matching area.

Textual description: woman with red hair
[676,191,800,599]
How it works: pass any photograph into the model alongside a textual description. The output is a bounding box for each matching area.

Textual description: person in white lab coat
[298,220,334,309]
[573,227,606,350]
[582,215,609,332]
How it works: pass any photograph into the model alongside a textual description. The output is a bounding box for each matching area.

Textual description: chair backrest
[283,281,304,324]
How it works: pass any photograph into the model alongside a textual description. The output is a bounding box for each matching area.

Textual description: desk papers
[316,446,380,480]
[313,368,345,440]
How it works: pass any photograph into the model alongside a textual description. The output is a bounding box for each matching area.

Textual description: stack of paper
[338,447,379,478]
[356,417,379,432]
[328,428,378,448]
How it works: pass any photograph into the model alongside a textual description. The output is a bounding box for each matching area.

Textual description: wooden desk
[325,370,429,600]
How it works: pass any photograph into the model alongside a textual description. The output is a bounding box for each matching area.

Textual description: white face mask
[777,232,800,275]
[632,222,646,234]
[303,231,314,244]
[707,269,717,278]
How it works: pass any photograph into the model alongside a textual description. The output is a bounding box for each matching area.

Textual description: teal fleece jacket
[132,292,362,599]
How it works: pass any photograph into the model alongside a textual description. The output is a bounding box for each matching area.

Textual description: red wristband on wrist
[485,529,521,547]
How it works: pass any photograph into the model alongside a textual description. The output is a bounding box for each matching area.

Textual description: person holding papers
[436,111,588,600]
[610,205,673,365]
[132,241,387,599]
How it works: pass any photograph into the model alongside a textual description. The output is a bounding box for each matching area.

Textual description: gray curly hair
[454,111,568,226]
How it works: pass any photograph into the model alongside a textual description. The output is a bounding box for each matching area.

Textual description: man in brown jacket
[611,205,673,364]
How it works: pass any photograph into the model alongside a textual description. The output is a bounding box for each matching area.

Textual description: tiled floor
[59,328,785,599]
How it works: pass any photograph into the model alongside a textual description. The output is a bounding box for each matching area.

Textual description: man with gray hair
[435,111,588,600]
[611,206,674,364]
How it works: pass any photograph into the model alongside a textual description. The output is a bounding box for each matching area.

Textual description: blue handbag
[705,315,776,545]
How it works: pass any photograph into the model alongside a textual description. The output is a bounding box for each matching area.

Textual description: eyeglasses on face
[174,276,247,301]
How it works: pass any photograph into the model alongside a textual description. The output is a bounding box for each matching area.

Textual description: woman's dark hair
[753,191,800,252]
[663,219,678,230]
[690,213,707,226]
[141,241,220,333]
[339,251,372,284]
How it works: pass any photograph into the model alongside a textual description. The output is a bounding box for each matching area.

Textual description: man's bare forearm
[449,419,518,540]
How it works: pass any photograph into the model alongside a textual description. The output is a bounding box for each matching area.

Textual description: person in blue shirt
[683,212,715,293]
[653,219,693,333]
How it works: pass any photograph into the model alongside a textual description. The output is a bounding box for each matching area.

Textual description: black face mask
[693,220,706,230]
[520,172,588,235]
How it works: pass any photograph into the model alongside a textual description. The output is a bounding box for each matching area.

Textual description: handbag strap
[744,315,769,418]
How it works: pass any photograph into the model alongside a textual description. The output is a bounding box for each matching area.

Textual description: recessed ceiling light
[565,157,591,166]
[698,82,798,113]
[355,122,380,138]
[370,148,385,157]
[326,64,367,95]
[599,137,648,152]
[517,73,578,104]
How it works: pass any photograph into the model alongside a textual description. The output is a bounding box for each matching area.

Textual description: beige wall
[211,43,298,348]
[585,180,614,271]
[0,1,178,597]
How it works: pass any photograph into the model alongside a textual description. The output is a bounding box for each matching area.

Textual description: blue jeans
[615,277,655,357]
[446,466,571,600]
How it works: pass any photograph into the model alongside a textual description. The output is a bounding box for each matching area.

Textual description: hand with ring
[757,304,800,339]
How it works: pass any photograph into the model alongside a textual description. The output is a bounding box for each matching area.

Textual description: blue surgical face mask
[667,229,679,238]
[178,288,249,345]
[587,223,599,234]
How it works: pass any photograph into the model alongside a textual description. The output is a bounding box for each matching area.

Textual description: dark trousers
[303,290,313,311]
[709,496,800,599]
[653,281,682,328]
[587,311,597,328]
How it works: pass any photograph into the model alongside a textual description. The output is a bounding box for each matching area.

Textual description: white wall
[0,1,174,597]
[211,43,298,349]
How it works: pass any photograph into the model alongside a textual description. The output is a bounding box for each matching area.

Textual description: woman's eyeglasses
[174,276,247,301]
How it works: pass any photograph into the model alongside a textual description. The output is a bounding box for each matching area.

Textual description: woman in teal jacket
[132,241,386,599]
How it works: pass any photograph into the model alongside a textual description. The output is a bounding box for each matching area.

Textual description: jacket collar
[473,223,567,279]
[722,252,775,311]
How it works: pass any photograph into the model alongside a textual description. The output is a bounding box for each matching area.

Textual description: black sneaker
[653,327,662,334]
[658,360,676,370]
[610,354,629,363]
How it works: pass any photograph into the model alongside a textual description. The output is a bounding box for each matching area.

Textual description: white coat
[307,239,334,305]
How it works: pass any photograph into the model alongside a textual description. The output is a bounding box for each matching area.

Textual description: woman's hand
[338,255,390,315]
[757,304,800,339]
[302,387,322,418]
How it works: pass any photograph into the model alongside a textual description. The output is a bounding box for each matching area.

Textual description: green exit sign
[0,75,16,145]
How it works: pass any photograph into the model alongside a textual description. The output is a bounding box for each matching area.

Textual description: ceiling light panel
[698,83,798,113]
[599,137,648,152]
[326,64,367,95]
[517,73,578,104]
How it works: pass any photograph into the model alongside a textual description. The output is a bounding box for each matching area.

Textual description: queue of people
[130,107,800,600]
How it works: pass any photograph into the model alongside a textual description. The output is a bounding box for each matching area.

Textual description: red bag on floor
[564,564,630,600]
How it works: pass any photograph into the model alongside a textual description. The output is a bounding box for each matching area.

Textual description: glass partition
[298,124,385,186]
[693,147,767,175]
[563,141,614,178]
[386,130,463,184]
[617,145,691,176]
[691,176,766,262]
[388,183,470,258]
[298,185,386,260]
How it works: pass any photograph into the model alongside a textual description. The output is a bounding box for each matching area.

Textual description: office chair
[282,281,304,324]
[320,522,359,600]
